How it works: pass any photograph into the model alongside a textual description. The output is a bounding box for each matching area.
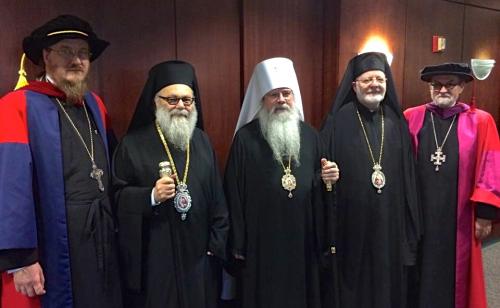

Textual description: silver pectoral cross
[430,147,446,172]
[90,163,105,191]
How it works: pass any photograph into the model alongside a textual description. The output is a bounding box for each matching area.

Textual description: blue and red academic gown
[404,102,500,308]
[0,82,112,308]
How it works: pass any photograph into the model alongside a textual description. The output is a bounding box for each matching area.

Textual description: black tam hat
[325,52,401,117]
[23,14,109,65]
[420,63,474,83]
[127,60,204,133]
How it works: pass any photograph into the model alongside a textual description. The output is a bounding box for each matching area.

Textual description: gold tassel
[14,53,29,90]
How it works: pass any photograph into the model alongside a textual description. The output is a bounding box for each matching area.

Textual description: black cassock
[112,123,228,308]
[322,101,414,308]
[224,120,325,308]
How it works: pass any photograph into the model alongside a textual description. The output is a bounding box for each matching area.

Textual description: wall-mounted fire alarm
[432,35,446,53]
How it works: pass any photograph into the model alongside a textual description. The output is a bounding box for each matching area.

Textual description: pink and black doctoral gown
[0,82,122,308]
[404,102,500,308]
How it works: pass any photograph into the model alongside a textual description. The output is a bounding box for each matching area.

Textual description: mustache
[271,104,291,113]
[169,109,190,117]
[366,87,384,94]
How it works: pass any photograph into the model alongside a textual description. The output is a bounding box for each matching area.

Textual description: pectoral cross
[90,163,105,191]
[430,147,446,172]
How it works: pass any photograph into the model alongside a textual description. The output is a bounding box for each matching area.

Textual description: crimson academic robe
[0,82,122,308]
[404,103,500,308]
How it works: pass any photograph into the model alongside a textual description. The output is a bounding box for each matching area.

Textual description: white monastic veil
[222,57,305,300]
[234,57,305,134]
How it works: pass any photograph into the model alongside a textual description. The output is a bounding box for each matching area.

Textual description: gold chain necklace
[356,106,386,194]
[279,155,296,198]
[155,121,192,220]
[430,112,456,172]
[55,98,104,192]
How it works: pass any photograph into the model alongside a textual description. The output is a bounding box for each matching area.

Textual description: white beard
[433,95,457,108]
[258,104,301,165]
[356,92,385,109]
[155,105,198,151]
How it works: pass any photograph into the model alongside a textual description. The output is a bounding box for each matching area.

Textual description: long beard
[258,104,301,165]
[58,78,89,105]
[156,105,198,151]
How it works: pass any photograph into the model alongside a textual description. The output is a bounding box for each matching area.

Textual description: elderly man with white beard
[223,57,339,308]
[320,52,421,308]
[112,60,228,308]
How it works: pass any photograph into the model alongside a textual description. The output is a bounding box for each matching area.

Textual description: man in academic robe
[0,15,122,308]
[224,57,339,308]
[404,63,500,308]
[112,60,228,308]
[320,52,421,308]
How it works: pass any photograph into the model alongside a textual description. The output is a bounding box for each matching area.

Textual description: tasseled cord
[14,53,29,90]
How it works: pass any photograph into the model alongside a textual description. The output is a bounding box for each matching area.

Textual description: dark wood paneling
[94,0,176,138]
[403,0,465,109]
[462,5,500,123]
[321,0,341,122]
[465,0,500,10]
[242,0,329,129]
[176,0,241,167]
[338,0,407,100]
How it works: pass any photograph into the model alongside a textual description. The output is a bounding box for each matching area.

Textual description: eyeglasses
[265,89,293,101]
[430,82,460,91]
[158,96,195,106]
[355,77,387,86]
[47,47,92,60]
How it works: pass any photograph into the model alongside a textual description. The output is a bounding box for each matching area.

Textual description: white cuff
[151,188,161,206]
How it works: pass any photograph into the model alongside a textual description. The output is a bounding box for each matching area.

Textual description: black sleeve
[0,249,38,271]
[207,144,229,261]
[112,140,152,292]
[476,202,500,220]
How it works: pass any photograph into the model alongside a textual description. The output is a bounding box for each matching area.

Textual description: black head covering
[23,14,109,65]
[326,52,401,117]
[127,60,204,133]
[420,62,474,83]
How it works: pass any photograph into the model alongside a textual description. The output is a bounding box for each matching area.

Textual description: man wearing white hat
[223,57,338,308]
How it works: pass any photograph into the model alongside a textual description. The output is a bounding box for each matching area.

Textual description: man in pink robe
[404,62,499,308]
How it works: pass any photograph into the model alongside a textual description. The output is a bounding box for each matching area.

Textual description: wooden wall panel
[403,0,465,108]
[242,0,330,129]
[93,0,176,138]
[338,0,407,100]
[462,5,500,123]
[465,0,500,10]
[176,0,241,166]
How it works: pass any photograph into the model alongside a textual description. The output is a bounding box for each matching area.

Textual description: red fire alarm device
[432,35,446,53]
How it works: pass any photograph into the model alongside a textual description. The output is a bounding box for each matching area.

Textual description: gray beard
[57,78,89,105]
[156,105,198,151]
[258,104,301,165]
